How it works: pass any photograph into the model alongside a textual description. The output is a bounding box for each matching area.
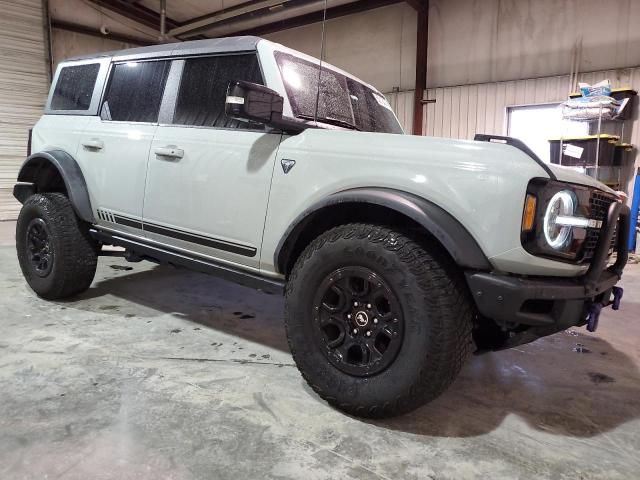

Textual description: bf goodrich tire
[16,193,98,300]
[285,223,473,418]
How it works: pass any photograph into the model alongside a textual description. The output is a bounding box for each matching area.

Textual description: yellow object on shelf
[615,143,634,152]
[547,134,619,142]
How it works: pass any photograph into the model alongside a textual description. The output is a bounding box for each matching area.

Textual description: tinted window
[50,63,100,111]
[275,52,403,134]
[173,54,263,128]
[102,60,170,122]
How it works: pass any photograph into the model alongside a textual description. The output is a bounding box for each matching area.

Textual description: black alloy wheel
[312,266,404,376]
[25,218,54,277]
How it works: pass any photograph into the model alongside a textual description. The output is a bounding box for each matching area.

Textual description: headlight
[521,179,611,263]
[543,190,575,249]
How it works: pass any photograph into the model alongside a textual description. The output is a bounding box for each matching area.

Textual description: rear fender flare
[15,150,94,223]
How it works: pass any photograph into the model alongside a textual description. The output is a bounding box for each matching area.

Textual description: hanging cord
[313,0,328,123]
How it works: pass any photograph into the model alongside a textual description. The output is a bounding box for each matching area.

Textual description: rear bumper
[466,201,629,328]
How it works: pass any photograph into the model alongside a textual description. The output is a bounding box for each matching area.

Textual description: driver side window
[173,54,264,129]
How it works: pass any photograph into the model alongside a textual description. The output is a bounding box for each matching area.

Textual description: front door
[142,54,281,270]
[76,58,171,236]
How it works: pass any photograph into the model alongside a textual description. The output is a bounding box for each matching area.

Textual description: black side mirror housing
[225,81,308,133]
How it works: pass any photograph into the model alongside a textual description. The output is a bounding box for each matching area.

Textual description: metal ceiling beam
[88,0,178,31]
[405,0,428,12]
[217,0,404,38]
[51,19,155,46]
[169,0,294,37]
[87,0,211,40]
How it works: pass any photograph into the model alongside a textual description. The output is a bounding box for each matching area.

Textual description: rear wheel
[285,223,473,418]
[16,193,98,299]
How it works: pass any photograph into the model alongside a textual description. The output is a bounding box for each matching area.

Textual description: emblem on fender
[281,158,296,174]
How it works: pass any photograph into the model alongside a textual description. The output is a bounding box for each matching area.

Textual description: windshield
[274,51,403,134]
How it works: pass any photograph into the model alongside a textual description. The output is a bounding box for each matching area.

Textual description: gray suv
[13,37,629,417]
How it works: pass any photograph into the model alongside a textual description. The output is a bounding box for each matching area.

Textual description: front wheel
[284,223,473,418]
[16,193,98,300]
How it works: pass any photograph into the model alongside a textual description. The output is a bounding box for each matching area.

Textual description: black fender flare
[275,187,491,273]
[15,150,95,223]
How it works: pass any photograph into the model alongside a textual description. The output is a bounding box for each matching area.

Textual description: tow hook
[586,303,603,332]
[612,286,624,310]
[586,287,624,332]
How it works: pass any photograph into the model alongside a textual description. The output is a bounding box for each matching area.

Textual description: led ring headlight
[543,191,575,249]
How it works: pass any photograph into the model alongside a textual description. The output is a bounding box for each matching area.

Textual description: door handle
[154,146,184,159]
[82,139,104,150]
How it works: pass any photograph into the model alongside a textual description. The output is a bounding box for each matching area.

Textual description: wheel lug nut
[367,303,372,309]
[347,314,352,319]
[353,301,359,307]
[353,328,358,334]
[366,331,372,337]
[373,318,378,324]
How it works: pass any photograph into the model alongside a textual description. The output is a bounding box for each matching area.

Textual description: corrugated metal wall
[424,75,573,139]
[422,68,640,195]
[0,0,49,220]
[385,90,415,133]
[427,0,640,88]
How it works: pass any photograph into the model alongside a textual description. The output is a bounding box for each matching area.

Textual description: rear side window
[173,54,263,128]
[101,60,170,123]
[50,63,100,111]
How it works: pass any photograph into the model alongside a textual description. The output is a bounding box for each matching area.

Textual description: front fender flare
[15,150,94,223]
[275,187,491,273]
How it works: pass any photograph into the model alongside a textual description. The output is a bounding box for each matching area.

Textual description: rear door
[76,59,171,235]
[142,53,281,270]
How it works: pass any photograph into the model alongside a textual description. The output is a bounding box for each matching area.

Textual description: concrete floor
[0,220,639,480]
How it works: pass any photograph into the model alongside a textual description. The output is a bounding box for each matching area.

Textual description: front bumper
[466,201,630,330]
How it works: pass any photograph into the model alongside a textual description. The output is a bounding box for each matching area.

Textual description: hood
[546,164,616,194]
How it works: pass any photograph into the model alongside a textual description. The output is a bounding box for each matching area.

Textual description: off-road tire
[284,223,474,418]
[16,193,98,300]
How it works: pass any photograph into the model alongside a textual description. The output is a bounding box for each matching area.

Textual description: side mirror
[225,81,307,133]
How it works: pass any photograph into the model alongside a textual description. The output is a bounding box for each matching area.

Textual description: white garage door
[0,0,49,220]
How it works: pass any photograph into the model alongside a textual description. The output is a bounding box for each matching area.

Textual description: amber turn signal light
[521,194,537,232]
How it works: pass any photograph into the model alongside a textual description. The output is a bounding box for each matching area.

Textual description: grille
[582,192,617,262]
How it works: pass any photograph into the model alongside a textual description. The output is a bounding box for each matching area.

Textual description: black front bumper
[466,201,630,330]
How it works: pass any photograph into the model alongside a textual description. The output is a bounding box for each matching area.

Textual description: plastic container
[549,134,619,166]
[613,143,634,166]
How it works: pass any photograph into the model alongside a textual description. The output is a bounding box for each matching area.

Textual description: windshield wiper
[298,114,361,131]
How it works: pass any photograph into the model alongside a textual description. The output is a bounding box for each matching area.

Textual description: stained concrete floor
[0,220,639,480]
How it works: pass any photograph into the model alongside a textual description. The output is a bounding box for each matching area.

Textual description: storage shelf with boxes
[550,83,637,193]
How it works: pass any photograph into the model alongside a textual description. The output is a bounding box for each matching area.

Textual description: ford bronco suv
[14,37,629,417]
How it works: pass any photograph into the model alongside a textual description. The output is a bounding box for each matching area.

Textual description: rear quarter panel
[30,115,92,158]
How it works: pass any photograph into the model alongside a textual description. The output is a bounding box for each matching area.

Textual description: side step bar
[90,229,285,295]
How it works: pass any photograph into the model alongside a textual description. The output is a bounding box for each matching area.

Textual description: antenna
[313,0,328,123]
